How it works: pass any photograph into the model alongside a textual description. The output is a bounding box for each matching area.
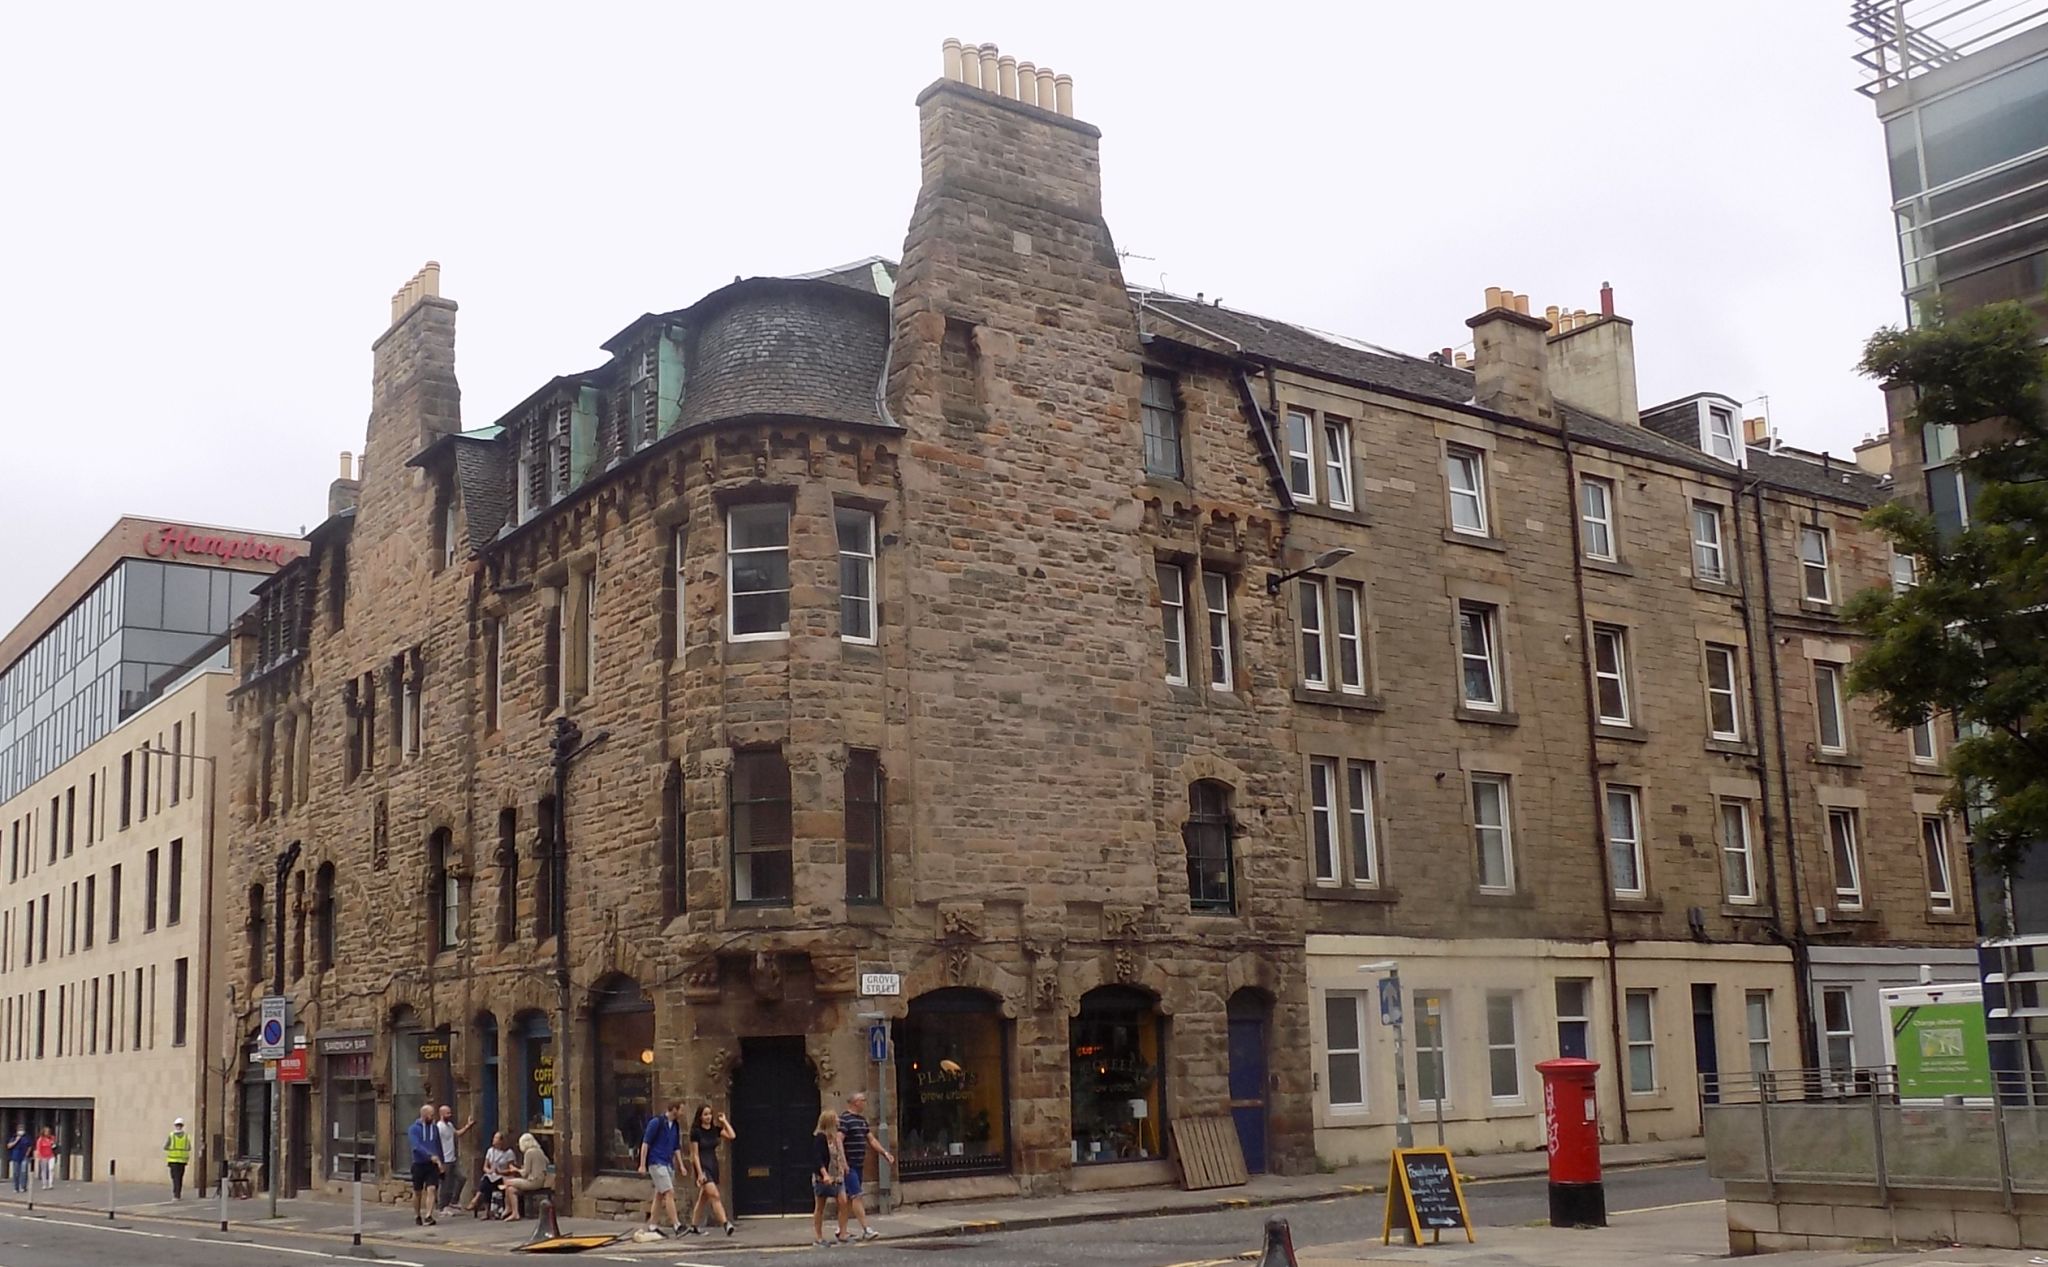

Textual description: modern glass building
[0,521,299,802]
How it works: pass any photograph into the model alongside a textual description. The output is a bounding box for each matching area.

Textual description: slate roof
[1137,294,1878,508]
[675,278,893,433]
[452,436,513,551]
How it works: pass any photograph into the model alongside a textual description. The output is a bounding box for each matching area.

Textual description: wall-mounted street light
[1266,547,1354,594]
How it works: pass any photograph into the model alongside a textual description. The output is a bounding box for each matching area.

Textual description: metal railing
[1703,1067,2048,1207]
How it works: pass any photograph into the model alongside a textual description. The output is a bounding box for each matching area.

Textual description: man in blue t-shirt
[837,1093,895,1242]
[638,1101,685,1237]
[407,1104,444,1226]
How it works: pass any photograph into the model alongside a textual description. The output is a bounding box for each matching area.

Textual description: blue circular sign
[262,1019,284,1046]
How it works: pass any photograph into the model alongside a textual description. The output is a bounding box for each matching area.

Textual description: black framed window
[1183,781,1234,913]
[896,989,1009,1178]
[846,750,883,904]
[1071,986,1166,1165]
[729,749,792,906]
[592,977,655,1174]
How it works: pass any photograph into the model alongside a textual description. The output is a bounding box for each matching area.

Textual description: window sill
[1470,889,1534,908]
[1140,474,1193,498]
[1799,600,1840,618]
[1704,739,1756,758]
[1909,760,1945,776]
[1167,683,1249,710]
[1292,685,1385,712]
[1691,577,1739,598]
[1721,902,1771,919]
[1609,895,1664,915]
[1925,910,1971,926]
[1295,502,1374,529]
[1443,529,1508,552]
[1594,723,1646,744]
[1825,906,1878,924]
[1811,752,1862,770]
[725,904,797,928]
[1455,706,1519,727]
[1306,884,1400,904]
[1582,557,1634,578]
[847,903,890,926]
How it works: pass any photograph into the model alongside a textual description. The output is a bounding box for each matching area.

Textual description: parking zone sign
[259,996,292,1059]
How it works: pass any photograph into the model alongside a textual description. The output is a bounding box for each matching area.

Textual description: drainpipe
[1730,477,1797,1046]
[1559,420,1631,1144]
[1748,486,1818,1068]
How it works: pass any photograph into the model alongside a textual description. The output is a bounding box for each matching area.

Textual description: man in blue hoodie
[407,1104,443,1226]
[5,1124,29,1193]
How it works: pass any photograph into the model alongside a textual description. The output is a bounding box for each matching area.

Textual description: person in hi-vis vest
[164,1118,193,1199]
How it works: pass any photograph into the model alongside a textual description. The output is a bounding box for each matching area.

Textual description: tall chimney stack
[1547,284,1639,425]
[1466,287,1555,424]
[327,450,362,518]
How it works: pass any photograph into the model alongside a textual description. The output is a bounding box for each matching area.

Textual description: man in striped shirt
[836,1093,895,1242]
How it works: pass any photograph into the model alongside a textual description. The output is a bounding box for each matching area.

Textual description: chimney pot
[422,261,441,299]
[979,44,1000,92]
[1017,60,1038,105]
[943,38,965,81]
[1054,72,1074,116]
[961,43,982,88]
[1512,292,1530,316]
[998,54,1018,99]
[1454,351,1470,368]
[1442,346,1453,362]
[1599,281,1614,317]
[1036,65,1056,107]
[1545,304,1561,334]
[1485,286,1504,309]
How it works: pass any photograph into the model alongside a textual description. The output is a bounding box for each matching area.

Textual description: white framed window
[440,500,459,571]
[1606,786,1644,897]
[1346,761,1379,887]
[1471,774,1514,893]
[1922,815,1955,913]
[1706,406,1739,463]
[401,672,421,759]
[836,506,878,644]
[1157,563,1188,686]
[1308,758,1339,885]
[1815,662,1849,753]
[1555,978,1593,1061]
[1745,990,1771,1074]
[1202,570,1233,691]
[1324,417,1354,510]
[1821,987,1856,1081]
[1890,549,1918,594]
[1445,446,1489,536]
[1719,798,1757,904]
[1486,992,1523,1102]
[1457,601,1501,711]
[1705,643,1743,741]
[1580,477,1615,561]
[1413,991,1448,1107]
[1799,526,1833,603]
[439,871,461,952]
[1324,991,1367,1109]
[1592,626,1631,725]
[1691,502,1727,582]
[1141,371,1184,480]
[1625,989,1656,1093]
[1828,808,1863,909]
[1333,581,1366,694]
[1299,581,1329,689]
[1284,409,1316,501]
[726,503,791,641]
[1910,719,1937,762]
[579,569,597,695]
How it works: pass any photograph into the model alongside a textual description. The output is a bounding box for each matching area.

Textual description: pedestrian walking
[33,1127,56,1189]
[5,1124,29,1193]
[683,1104,736,1236]
[809,1108,846,1247]
[836,1092,893,1241]
[407,1104,443,1226]
[435,1104,474,1216]
[638,1100,684,1237]
[163,1118,193,1199]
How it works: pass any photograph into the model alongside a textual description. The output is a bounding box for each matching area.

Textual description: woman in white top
[469,1131,518,1218]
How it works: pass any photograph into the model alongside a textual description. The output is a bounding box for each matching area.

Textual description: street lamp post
[1358,961,1413,1151]
[547,716,608,1204]
[144,746,217,1198]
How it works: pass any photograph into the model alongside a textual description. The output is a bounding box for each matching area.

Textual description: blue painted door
[1227,996,1269,1174]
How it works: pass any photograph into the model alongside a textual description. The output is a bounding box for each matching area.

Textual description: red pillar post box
[1536,1057,1605,1227]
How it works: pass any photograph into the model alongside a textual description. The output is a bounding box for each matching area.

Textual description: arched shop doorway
[1070,986,1168,1166]
[730,1037,818,1215]
[894,988,1011,1179]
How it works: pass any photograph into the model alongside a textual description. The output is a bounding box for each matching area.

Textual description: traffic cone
[1258,1216,1299,1267]
[526,1196,562,1244]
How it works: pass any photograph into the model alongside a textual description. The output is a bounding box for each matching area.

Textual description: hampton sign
[143,524,300,567]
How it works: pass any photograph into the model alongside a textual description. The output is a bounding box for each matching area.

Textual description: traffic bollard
[108,1158,116,1220]
[25,1154,33,1212]
[218,1158,229,1232]
[1258,1216,1299,1267]
[352,1159,363,1248]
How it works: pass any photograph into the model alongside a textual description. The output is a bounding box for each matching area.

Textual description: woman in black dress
[684,1104,736,1236]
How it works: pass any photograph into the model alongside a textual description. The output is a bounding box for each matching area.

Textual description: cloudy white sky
[0,2,1902,635]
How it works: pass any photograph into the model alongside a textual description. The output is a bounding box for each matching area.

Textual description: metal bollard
[108,1159,116,1220]
[218,1158,229,1232]
[25,1153,33,1212]
[352,1159,363,1248]
[1258,1216,1299,1267]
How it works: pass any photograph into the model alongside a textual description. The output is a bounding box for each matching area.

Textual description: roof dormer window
[1705,405,1740,464]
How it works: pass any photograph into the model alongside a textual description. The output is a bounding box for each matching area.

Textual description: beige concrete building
[0,519,294,1189]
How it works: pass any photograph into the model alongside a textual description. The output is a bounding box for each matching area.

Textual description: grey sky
[0,2,1899,636]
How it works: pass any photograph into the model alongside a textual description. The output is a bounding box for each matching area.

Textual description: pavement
[0,1137,1706,1255]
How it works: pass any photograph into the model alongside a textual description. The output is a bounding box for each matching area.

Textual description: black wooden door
[730,1037,819,1216]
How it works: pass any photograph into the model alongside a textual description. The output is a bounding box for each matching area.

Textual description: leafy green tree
[1847,300,2048,891]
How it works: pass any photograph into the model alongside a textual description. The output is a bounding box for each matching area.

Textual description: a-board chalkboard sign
[1382,1147,1475,1245]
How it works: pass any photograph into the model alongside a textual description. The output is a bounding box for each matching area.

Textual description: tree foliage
[1847,299,2048,885]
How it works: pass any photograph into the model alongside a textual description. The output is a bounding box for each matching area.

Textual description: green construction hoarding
[1892,1001,1992,1099]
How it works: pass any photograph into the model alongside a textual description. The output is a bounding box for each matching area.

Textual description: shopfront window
[515,1011,556,1158]
[895,989,1010,1179]
[389,1015,451,1172]
[1070,986,1166,1165]
[322,1041,376,1180]
[592,977,655,1174]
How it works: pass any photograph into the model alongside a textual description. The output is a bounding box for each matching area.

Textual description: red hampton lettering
[143,525,299,567]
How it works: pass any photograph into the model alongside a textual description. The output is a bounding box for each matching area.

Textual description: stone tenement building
[224,41,1972,1210]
